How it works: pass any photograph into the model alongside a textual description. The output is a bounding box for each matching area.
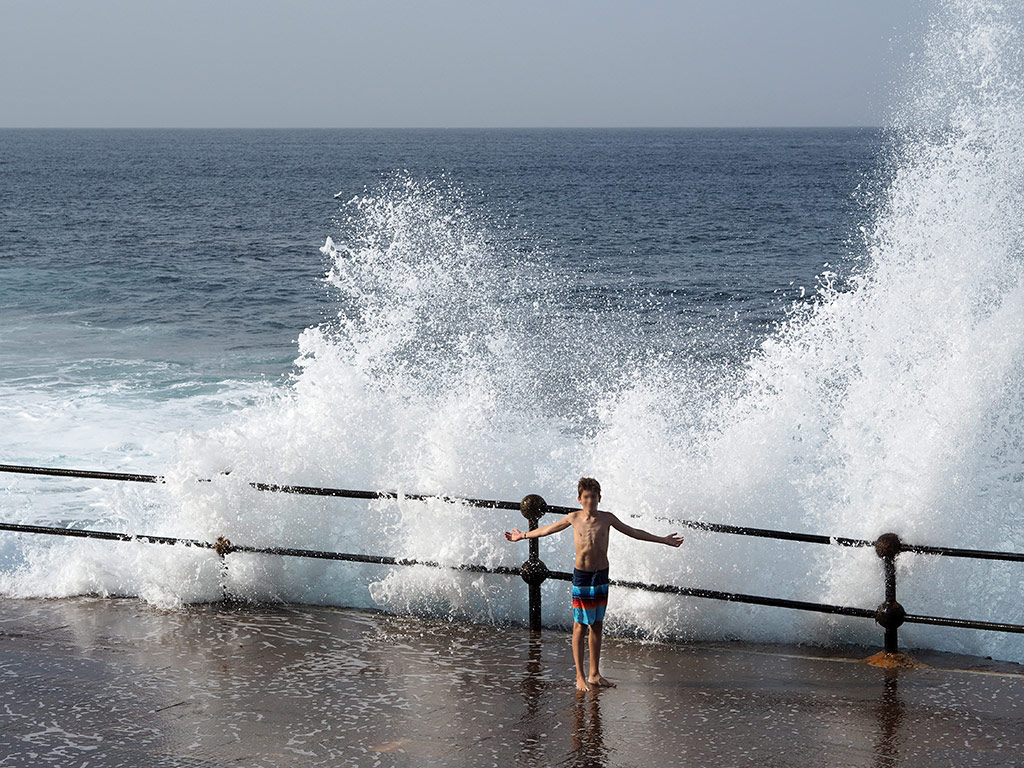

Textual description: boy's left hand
[663,533,684,547]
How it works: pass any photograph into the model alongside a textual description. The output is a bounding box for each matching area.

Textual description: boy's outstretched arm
[610,514,684,547]
[505,515,571,542]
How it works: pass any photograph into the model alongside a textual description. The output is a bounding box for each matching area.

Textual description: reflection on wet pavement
[569,690,607,767]
[0,597,1020,767]
[873,671,904,767]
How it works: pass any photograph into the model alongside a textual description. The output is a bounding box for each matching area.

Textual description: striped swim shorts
[572,567,609,625]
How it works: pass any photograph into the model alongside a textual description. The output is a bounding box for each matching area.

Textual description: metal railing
[2,462,1023,655]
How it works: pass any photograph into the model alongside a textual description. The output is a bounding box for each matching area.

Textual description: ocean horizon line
[0,124,886,132]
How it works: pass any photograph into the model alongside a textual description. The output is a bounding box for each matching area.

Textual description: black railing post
[874,533,905,654]
[215,536,233,600]
[520,494,549,631]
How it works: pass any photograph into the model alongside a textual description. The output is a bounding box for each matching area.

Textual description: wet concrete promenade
[0,597,1021,767]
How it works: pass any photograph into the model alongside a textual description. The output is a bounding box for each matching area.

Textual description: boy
[505,477,683,692]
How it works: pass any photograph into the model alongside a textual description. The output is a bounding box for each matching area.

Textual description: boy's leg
[587,621,615,687]
[572,622,590,691]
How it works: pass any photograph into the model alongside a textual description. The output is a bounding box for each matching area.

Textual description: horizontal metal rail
[0,522,521,575]
[0,520,1021,636]
[0,464,163,485]
[902,613,1024,634]
[3,463,1022,563]
[898,542,1024,562]
[0,463,521,510]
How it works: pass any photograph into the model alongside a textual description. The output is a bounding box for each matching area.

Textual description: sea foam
[2,0,1023,661]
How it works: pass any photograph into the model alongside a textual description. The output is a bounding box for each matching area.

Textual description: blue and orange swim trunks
[572,567,609,625]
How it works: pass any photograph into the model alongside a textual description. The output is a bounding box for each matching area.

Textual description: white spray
[2,0,1022,661]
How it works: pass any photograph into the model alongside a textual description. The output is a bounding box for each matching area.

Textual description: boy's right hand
[505,529,525,542]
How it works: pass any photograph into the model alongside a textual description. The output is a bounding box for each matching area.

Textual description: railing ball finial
[874,600,906,631]
[520,494,548,524]
[875,533,902,560]
[520,557,550,587]
[214,536,234,557]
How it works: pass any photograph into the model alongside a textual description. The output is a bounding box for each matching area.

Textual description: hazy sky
[1,0,925,128]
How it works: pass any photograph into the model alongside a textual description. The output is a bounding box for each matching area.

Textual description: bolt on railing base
[863,651,927,669]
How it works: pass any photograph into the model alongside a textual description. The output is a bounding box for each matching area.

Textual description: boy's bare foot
[576,677,592,692]
[587,675,616,688]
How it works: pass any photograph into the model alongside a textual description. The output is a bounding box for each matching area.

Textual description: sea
[2,3,1023,664]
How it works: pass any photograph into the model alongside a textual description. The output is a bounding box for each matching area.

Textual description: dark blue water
[1,129,882,386]
[3,127,1024,665]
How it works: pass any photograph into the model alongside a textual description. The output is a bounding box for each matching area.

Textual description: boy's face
[578,489,600,512]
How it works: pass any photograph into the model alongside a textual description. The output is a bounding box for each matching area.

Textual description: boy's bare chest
[573,518,610,547]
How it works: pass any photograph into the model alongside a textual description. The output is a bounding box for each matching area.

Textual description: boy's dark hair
[577,477,601,498]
